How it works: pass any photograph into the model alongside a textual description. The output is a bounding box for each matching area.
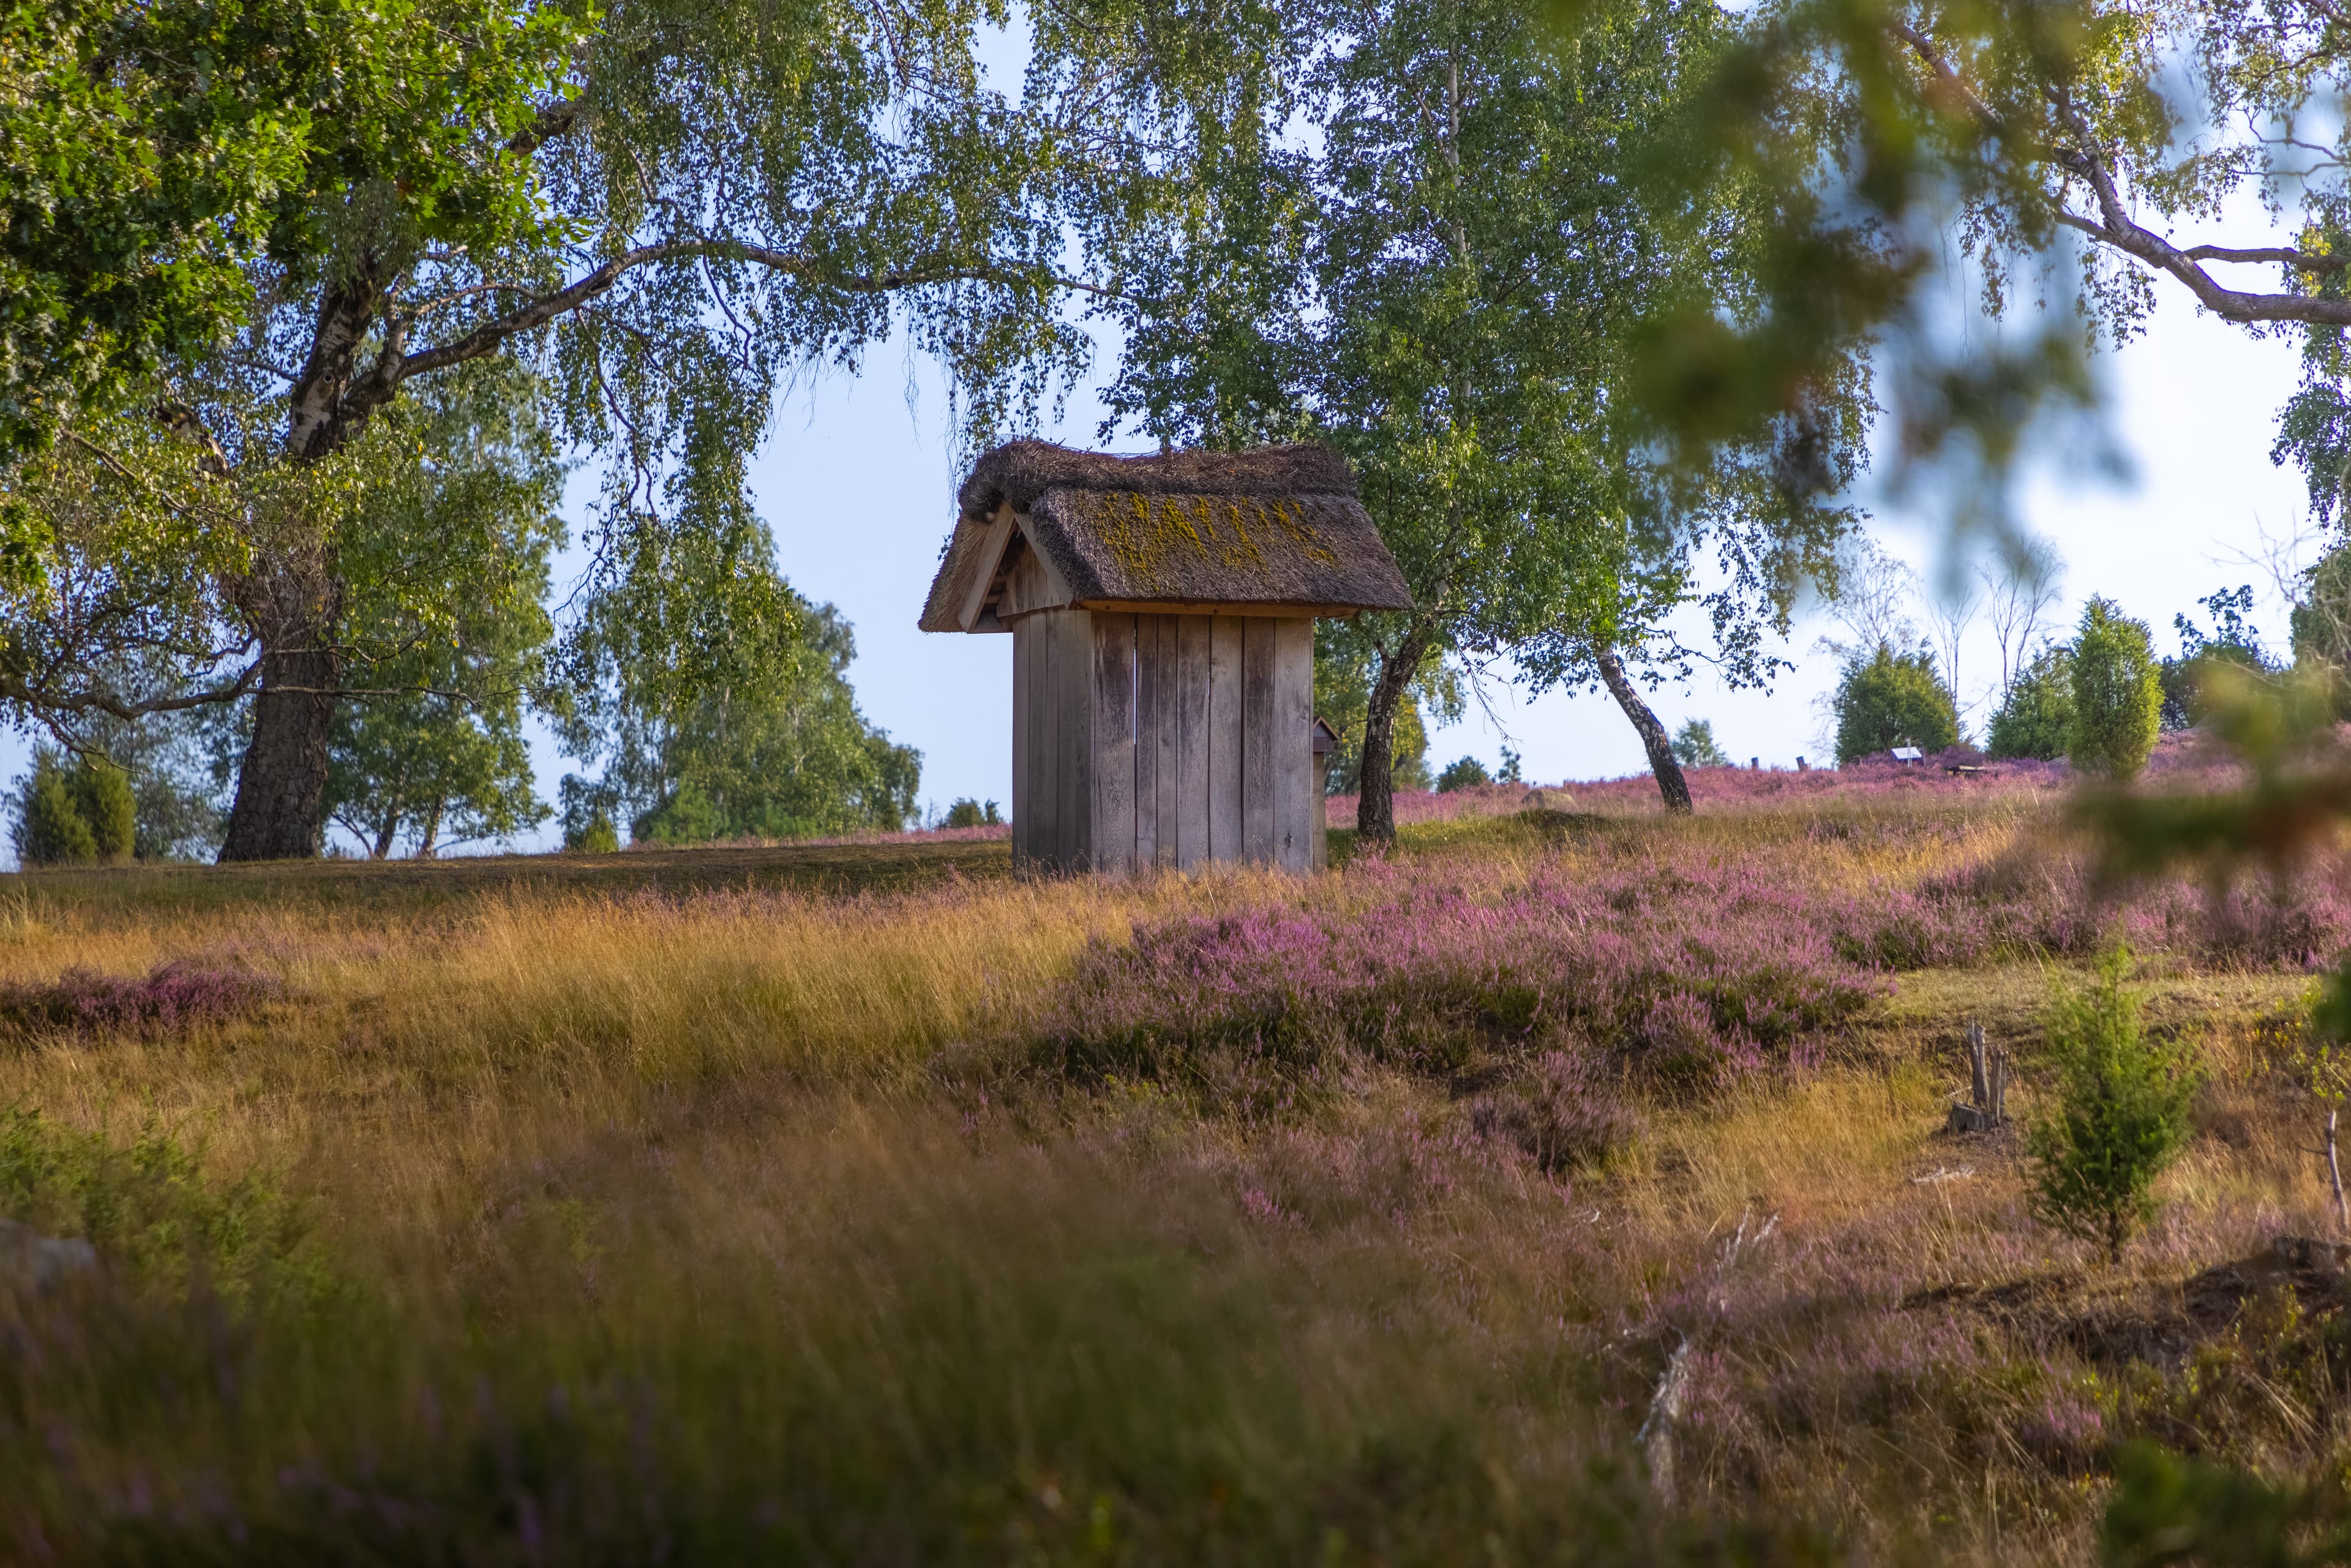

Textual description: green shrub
[13,752,99,866]
[1670,719,1732,768]
[2026,947,2201,1264]
[1434,756,1490,792]
[2068,597,2163,781]
[68,757,135,860]
[0,1107,332,1316]
[1832,643,1959,764]
[942,797,1003,827]
[2104,1442,2351,1566]
[1986,646,2074,759]
[564,808,621,854]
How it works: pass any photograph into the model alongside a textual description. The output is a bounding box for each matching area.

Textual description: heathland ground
[0,745,2342,1562]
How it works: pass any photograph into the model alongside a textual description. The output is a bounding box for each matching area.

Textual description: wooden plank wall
[1207,617,1243,859]
[1089,610,1133,872]
[1011,609,1095,869]
[1016,611,1310,874]
[1013,608,1317,875]
[1011,615,1029,860]
[1270,617,1314,868]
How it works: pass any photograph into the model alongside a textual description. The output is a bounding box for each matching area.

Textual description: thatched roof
[921,441,1413,631]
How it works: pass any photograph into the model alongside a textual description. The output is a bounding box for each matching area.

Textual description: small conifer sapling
[2026,947,2202,1264]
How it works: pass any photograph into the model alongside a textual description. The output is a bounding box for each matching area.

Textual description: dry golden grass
[0,794,2341,1562]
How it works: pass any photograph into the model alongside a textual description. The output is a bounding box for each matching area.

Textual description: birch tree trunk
[1355,621,1433,847]
[1596,647,1693,815]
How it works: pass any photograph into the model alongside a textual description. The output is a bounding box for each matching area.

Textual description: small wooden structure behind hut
[920,441,1414,874]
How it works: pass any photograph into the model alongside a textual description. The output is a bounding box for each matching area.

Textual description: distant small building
[920,440,1413,874]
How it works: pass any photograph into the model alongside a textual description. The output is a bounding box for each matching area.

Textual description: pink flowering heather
[1043,790,2348,1094]
[1044,858,1889,1090]
[0,962,278,1038]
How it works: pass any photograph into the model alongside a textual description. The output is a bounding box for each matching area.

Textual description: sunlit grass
[0,787,2341,1559]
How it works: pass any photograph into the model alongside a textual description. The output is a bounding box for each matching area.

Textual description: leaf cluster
[1831,642,1959,763]
[2025,946,2202,1264]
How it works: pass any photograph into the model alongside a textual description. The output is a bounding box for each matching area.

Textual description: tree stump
[1946,1022,2009,1133]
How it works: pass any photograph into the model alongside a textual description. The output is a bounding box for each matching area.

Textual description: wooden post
[2330,1108,2347,1234]
[1948,1022,2008,1134]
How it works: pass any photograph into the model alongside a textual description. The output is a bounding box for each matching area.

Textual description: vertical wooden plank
[1272,617,1314,872]
[1011,617,1029,863]
[1030,613,1057,869]
[1056,610,1076,869]
[1092,611,1135,876]
[1241,616,1277,861]
[1072,606,1095,869]
[1175,615,1212,868]
[1152,616,1181,867]
[1131,614,1160,870]
[1207,616,1245,860]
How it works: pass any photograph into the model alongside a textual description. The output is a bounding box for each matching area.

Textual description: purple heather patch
[0,961,279,1038]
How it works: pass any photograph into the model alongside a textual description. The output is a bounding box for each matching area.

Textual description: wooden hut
[920,440,1414,874]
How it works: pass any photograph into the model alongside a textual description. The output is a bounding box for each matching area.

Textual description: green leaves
[0,0,588,457]
[2103,1441,2351,1567]
[1832,643,1958,762]
[2026,947,2202,1264]
[2068,596,2162,783]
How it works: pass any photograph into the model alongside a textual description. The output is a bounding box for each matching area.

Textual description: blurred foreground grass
[0,792,2338,1562]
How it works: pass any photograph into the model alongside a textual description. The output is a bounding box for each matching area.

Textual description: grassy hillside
[0,767,2341,1562]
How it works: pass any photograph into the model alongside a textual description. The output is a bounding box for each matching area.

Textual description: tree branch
[1891,24,2008,137]
[1896,24,2351,322]
[1,661,263,722]
[2180,241,2351,271]
[2054,211,2351,323]
[392,240,1127,383]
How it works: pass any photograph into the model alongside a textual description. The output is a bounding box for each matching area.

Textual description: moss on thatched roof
[921,441,1412,631]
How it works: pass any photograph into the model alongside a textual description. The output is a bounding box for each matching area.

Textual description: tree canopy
[2,0,1096,858]
[1832,643,1959,764]
[1038,0,1869,838]
[557,589,920,847]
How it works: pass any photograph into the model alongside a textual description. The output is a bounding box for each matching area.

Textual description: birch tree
[4,0,1092,857]
[1047,0,1866,832]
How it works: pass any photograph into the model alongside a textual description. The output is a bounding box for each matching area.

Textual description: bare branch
[392,240,1127,383]
[0,661,263,722]
[2180,242,2351,271]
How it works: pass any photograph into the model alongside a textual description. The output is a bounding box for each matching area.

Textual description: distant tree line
[1810,533,2351,786]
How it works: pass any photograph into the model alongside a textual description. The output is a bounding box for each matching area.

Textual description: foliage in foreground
[13,762,2351,1559]
[0,1106,1850,1564]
